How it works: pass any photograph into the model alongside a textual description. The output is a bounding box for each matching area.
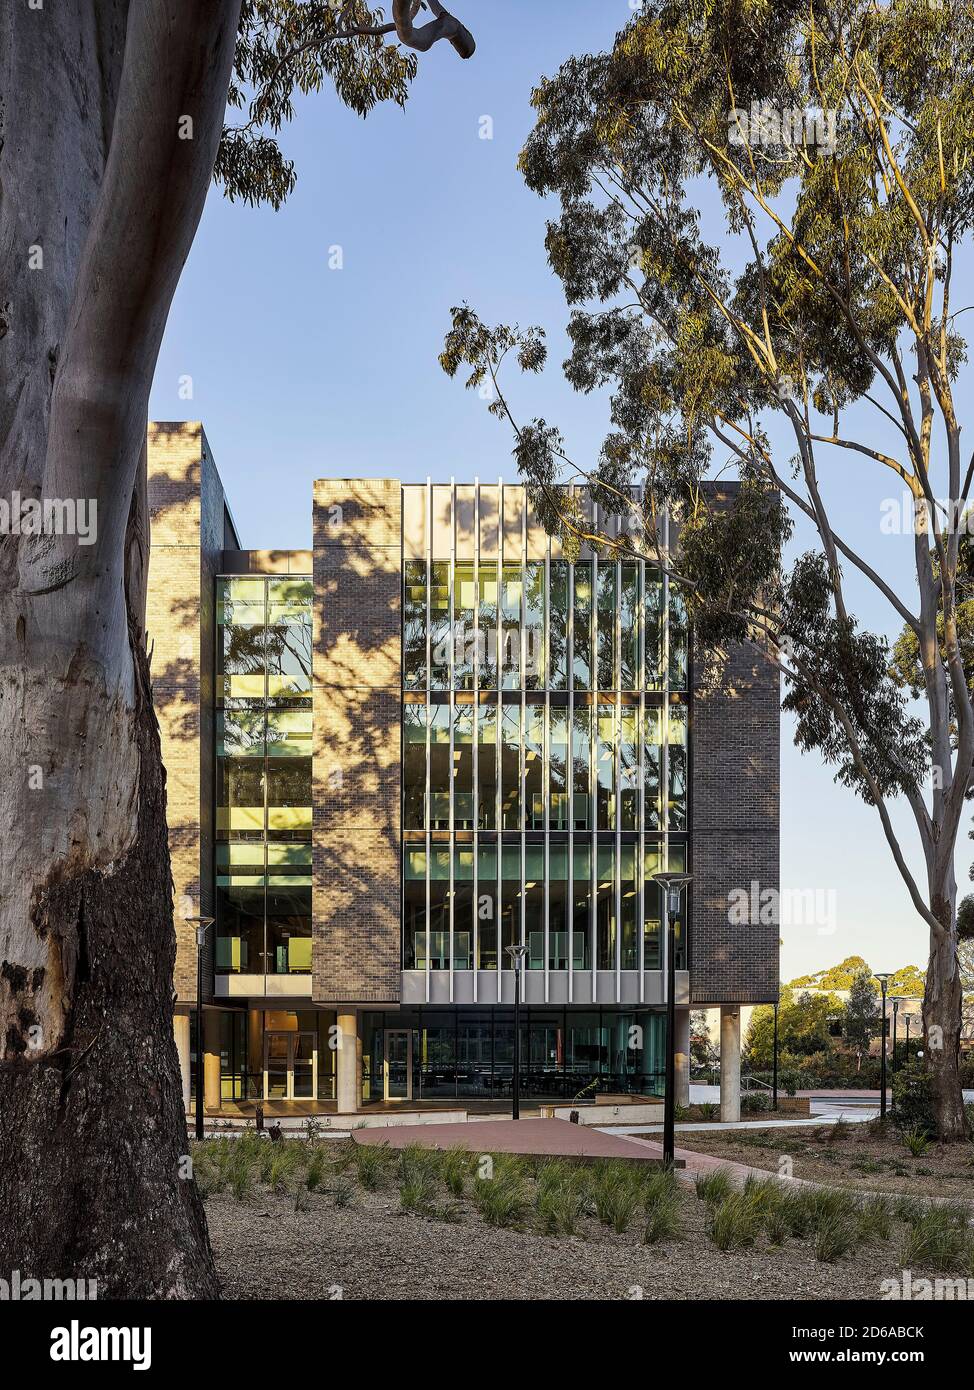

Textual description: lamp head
[653,871,693,915]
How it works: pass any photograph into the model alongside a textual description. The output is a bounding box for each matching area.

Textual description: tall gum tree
[440,0,973,1137]
[0,0,472,1298]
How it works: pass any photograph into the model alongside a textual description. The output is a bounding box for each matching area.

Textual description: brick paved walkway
[352,1116,683,1166]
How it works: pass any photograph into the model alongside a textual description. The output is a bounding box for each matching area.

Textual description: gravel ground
[206,1184,904,1301]
[674,1124,974,1199]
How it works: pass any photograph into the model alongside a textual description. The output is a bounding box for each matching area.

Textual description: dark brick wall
[690,635,780,1005]
[312,480,402,1004]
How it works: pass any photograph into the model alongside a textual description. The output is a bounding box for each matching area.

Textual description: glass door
[384,1030,412,1102]
[292,1031,316,1099]
[265,1032,290,1099]
[264,1030,317,1100]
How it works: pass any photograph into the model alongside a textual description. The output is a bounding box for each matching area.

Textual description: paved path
[352,1116,681,1165]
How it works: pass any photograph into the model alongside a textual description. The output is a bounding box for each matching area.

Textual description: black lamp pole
[875,973,891,1121]
[891,998,900,1078]
[654,873,692,1168]
[187,915,214,1143]
[506,944,527,1120]
[772,1002,779,1111]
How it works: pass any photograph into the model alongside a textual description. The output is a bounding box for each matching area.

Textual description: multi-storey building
[148,422,779,1120]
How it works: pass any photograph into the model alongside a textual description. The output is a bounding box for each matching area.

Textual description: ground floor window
[212,1008,337,1102]
[361,1007,664,1105]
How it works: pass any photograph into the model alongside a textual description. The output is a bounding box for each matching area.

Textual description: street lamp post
[505,944,527,1120]
[772,1002,779,1112]
[891,998,900,1077]
[653,872,693,1167]
[186,915,215,1143]
[874,972,891,1122]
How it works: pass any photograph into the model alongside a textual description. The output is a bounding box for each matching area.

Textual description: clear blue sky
[150,0,968,984]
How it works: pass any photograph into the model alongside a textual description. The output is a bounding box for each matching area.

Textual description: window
[572,705,591,831]
[524,704,544,830]
[427,847,451,969]
[500,844,521,957]
[573,562,592,690]
[429,562,451,690]
[644,842,662,969]
[549,706,569,831]
[620,844,638,970]
[403,703,427,829]
[453,845,474,970]
[573,842,592,969]
[501,704,522,830]
[669,585,689,690]
[478,562,498,688]
[619,707,639,830]
[477,702,497,830]
[524,561,545,690]
[596,563,617,691]
[645,570,663,690]
[477,843,498,969]
[596,843,616,970]
[454,562,475,690]
[644,706,662,831]
[620,563,640,690]
[549,561,568,690]
[596,704,616,830]
[403,848,427,970]
[403,560,427,688]
[429,704,451,830]
[453,704,474,830]
[668,704,688,830]
[548,843,571,970]
[501,565,521,689]
[525,843,544,970]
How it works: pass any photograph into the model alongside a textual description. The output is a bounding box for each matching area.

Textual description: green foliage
[746,988,840,1066]
[893,1058,936,1136]
[902,1125,931,1157]
[709,1192,762,1251]
[354,1140,394,1190]
[472,1157,531,1230]
[842,970,880,1063]
[695,1167,734,1207]
[857,1195,893,1244]
[589,1162,643,1233]
[899,1205,972,1273]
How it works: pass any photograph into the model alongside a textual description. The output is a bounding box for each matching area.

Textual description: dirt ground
[675,1121,974,1198]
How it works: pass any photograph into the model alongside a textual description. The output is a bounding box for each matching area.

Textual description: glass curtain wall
[217,576,313,975]
[401,486,690,990]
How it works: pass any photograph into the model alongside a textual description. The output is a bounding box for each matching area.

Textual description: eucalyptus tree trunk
[0,0,241,1298]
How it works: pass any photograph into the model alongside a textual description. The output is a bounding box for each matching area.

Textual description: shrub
[857,1194,892,1243]
[536,1177,585,1236]
[815,1212,858,1263]
[695,1168,734,1207]
[305,1149,329,1192]
[224,1145,256,1202]
[473,1158,531,1229]
[333,1175,355,1208]
[644,1191,681,1244]
[902,1125,931,1158]
[642,1165,679,1210]
[900,1205,971,1273]
[741,1092,773,1114]
[440,1146,472,1198]
[399,1145,439,1214]
[354,1141,394,1191]
[699,1102,719,1120]
[892,1059,936,1136]
[709,1193,762,1251]
[590,1163,642,1233]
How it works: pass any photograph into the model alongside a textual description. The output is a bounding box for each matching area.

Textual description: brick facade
[689,634,780,1005]
[147,422,233,1003]
[312,480,402,1003]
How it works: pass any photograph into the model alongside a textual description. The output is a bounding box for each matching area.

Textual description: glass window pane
[668,705,688,830]
[572,843,591,969]
[403,560,427,689]
[428,847,451,969]
[501,844,521,956]
[549,707,569,831]
[620,708,638,830]
[524,562,545,691]
[572,706,591,831]
[645,570,663,691]
[524,704,544,830]
[620,563,639,690]
[669,585,689,690]
[644,706,662,831]
[453,704,474,830]
[404,703,427,829]
[644,841,662,969]
[549,561,569,691]
[597,563,617,691]
[501,704,522,830]
[478,562,498,688]
[501,565,521,690]
[620,845,637,970]
[454,562,475,690]
[477,702,497,830]
[477,844,498,969]
[429,704,451,830]
[597,704,616,830]
[404,847,427,969]
[453,845,474,970]
[429,562,451,690]
[597,843,616,970]
[525,843,544,970]
[549,843,569,970]
[573,562,592,690]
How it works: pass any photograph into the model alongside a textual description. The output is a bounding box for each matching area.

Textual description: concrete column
[720,1005,741,1122]
[336,1011,359,1113]
[248,1009,264,1101]
[674,1007,691,1108]
[173,1013,191,1114]
[203,1010,222,1111]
